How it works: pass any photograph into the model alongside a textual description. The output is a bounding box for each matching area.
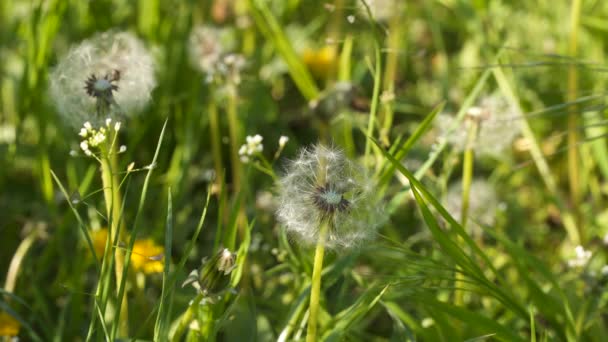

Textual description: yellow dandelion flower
[0,312,20,337]
[302,46,336,80]
[131,239,164,274]
[91,228,109,259]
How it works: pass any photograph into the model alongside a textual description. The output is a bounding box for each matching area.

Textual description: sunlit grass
[2,1,608,341]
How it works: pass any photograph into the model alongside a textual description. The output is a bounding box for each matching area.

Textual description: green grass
[2,0,608,341]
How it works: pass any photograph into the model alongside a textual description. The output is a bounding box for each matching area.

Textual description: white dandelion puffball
[276,144,384,250]
[445,179,498,236]
[49,31,156,127]
[437,95,522,157]
[188,26,236,76]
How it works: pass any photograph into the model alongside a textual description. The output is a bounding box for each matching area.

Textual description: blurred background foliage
[2,0,608,341]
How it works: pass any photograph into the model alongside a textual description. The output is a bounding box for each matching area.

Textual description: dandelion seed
[49,31,156,127]
[276,144,383,250]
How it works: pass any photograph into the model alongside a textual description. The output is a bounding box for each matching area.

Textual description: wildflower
[91,228,109,259]
[0,312,20,337]
[49,31,156,127]
[276,144,383,250]
[568,245,592,268]
[302,46,336,80]
[182,248,237,296]
[77,120,122,157]
[436,95,522,157]
[239,134,264,163]
[131,238,164,274]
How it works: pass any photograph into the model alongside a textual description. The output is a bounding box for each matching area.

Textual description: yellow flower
[91,228,109,259]
[131,239,164,274]
[0,312,20,337]
[302,46,336,80]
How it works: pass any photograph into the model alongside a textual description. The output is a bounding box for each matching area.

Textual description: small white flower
[80,140,89,152]
[119,145,127,153]
[279,136,289,148]
[114,121,122,132]
[239,134,264,162]
[105,118,112,126]
[69,150,78,157]
[568,245,592,268]
[79,128,88,137]
[84,122,92,130]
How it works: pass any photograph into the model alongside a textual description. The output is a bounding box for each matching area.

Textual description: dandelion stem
[306,221,329,342]
[455,118,478,306]
[171,292,205,342]
[100,147,128,337]
[227,88,241,192]
[568,0,583,242]
[208,99,223,187]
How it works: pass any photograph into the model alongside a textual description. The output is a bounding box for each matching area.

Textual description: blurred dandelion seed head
[436,95,522,157]
[445,179,498,235]
[49,31,156,127]
[276,144,383,250]
[188,26,244,86]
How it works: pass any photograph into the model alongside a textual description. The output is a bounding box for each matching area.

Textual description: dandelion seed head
[445,179,498,237]
[49,31,156,127]
[276,144,383,250]
[436,95,522,157]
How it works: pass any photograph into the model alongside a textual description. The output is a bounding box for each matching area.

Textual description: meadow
[1,0,608,341]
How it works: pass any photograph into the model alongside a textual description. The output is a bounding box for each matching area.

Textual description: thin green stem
[226,88,241,192]
[306,221,329,342]
[568,0,583,241]
[100,148,129,337]
[455,119,478,307]
[171,293,205,342]
[208,100,224,187]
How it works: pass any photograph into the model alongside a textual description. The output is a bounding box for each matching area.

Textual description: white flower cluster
[77,119,122,157]
[239,135,264,163]
[567,245,592,268]
[49,31,156,127]
[436,95,522,158]
[276,144,384,250]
